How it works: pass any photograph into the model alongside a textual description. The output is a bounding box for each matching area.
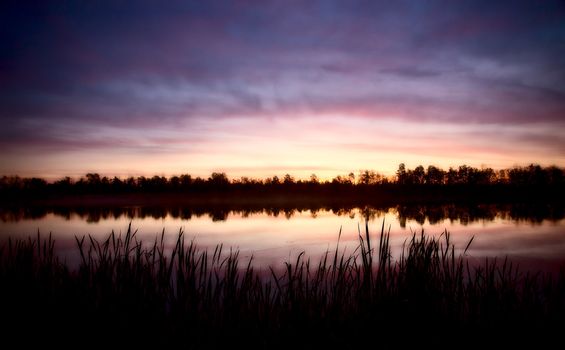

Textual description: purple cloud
[1,0,564,176]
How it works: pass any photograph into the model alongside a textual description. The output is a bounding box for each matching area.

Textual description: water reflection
[0,203,564,273]
[1,202,563,225]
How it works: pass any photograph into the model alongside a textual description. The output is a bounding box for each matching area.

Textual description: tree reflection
[1,202,563,224]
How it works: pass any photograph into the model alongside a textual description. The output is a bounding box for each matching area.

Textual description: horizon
[2,162,562,183]
[1,1,564,178]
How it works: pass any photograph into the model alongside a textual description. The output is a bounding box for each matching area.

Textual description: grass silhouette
[1,223,564,347]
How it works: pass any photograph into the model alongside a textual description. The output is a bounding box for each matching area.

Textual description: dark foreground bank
[1,224,564,348]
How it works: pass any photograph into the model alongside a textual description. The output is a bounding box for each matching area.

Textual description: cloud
[380,67,443,78]
[1,0,564,175]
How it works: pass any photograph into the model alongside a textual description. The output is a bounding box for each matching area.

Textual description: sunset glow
[1,1,564,179]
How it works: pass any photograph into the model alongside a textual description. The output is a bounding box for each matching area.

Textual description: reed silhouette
[1,223,564,347]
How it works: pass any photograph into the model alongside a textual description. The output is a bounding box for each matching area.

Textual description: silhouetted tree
[23,178,47,192]
[179,174,192,190]
[283,174,295,185]
[111,176,123,192]
[476,168,495,185]
[332,174,353,185]
[54,177,73,192]
[169,176,180,189]
[547,166,564,185]
[86,173,101,186]
[309,174,319,184]
[451,165,469,184]
[126,177,136,190]
[446,167,458,185]
[208,173,229,190]
[413,165,425,185]
[425,165,444,185]
[270,176,280,186]
[359,170,382,185]
[397,163,407,185]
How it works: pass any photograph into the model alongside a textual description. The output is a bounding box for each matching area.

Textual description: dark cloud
[380,67,443,78]
[1,0,564,161]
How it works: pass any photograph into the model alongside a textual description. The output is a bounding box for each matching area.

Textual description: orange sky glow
[1,2,564,180]
[2,114,562,181]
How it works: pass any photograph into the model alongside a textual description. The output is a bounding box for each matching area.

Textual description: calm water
[1,205,564,270]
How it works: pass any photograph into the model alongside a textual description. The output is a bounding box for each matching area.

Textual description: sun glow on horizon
[2,114,563,181]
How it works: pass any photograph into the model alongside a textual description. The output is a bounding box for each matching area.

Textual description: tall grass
[1,223,564,347]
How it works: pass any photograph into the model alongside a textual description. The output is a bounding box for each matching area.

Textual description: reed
[1,222,564,347]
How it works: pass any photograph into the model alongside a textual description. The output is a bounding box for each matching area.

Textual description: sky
[1,0,565,180]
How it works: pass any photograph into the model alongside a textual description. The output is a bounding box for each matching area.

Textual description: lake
[1,203,564,271]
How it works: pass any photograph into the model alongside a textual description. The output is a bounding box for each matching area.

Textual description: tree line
[1,164,563,197]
